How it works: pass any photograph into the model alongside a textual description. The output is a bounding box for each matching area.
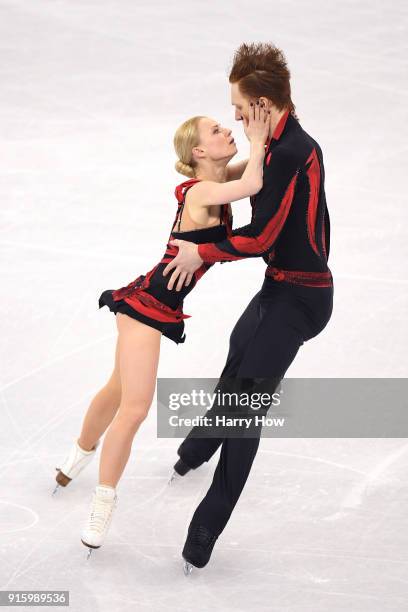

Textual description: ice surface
[1,1,407,610]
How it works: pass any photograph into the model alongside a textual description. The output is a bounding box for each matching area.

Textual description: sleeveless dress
[98,178,233,344]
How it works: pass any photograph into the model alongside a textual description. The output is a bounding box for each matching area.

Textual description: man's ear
[259,97,271,110]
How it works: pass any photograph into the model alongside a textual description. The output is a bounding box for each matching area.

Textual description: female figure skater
[52,104,271,557]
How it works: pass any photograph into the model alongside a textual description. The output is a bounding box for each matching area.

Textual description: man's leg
[176,290,263,469]
[187,298,310,535]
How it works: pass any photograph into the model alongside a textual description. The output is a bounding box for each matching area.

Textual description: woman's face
[193,117,237,164]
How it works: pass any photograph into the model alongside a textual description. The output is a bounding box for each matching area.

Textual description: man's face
[230,81,252,123]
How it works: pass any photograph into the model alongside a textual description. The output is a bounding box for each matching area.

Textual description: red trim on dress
[123,292,191,323]
[174,178,201,203]
[111,271,191,323]
[110,195,233,325]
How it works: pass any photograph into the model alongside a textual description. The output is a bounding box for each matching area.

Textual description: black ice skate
[181,524,218,575]
[168,457,192,484]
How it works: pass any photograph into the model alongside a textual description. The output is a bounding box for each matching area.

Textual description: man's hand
[162,239,204,291]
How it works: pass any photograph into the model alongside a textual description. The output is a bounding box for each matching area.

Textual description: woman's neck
[195,164,228,183]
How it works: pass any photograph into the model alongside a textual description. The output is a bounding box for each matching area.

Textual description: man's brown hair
[229,42,298,119]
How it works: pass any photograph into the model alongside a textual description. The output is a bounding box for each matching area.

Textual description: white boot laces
[88,494,115,534]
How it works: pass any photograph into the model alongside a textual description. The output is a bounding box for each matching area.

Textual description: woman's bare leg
[77,335,122,452]
[99,313,161,488]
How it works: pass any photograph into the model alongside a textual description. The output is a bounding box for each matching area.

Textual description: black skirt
[98,288,186,344]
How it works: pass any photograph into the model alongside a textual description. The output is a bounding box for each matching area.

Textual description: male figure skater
[163,42,334,571]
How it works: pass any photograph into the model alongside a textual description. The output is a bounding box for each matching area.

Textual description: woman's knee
[115,403,150,430]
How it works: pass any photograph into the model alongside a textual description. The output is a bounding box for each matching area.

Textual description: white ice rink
[1,0,407,610]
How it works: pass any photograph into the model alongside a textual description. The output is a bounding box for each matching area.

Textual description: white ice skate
[52,438,100,495]
[81,484,118,559]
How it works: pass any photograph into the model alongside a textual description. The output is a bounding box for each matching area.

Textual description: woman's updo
[174,116,205,178]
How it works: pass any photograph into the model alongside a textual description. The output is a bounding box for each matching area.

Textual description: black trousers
[177,275,334,536]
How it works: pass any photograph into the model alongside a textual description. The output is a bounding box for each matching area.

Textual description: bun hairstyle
[174,116,206,178]
[174,160,195,178]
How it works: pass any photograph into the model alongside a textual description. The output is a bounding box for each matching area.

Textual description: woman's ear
[192,146,204,161]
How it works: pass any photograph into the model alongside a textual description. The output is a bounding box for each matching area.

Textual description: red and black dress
[98,178,232,344]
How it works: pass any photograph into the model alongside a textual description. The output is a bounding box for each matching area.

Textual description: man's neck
[268,107,287,141]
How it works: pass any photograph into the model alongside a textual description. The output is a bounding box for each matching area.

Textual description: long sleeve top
[197,109,332,288]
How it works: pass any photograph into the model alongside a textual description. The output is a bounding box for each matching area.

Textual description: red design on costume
[306,148,321,257]
[322,209,327,259]
[201,170,298,261]
[266,266,333,287]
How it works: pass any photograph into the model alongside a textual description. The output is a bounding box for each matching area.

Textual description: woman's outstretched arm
[188,142,263,206]
[226,159,248,181]
[190,105,270,207]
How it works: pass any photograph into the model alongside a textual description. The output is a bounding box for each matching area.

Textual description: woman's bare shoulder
[184,181,212,207]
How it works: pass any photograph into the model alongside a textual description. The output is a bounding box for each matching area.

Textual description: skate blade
[51,483,60,496]
[183,560,194,576]
[168,470,177,485]
[81,540,100,560]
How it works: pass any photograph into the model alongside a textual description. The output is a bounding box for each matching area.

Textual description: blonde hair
[174,116,205,178]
